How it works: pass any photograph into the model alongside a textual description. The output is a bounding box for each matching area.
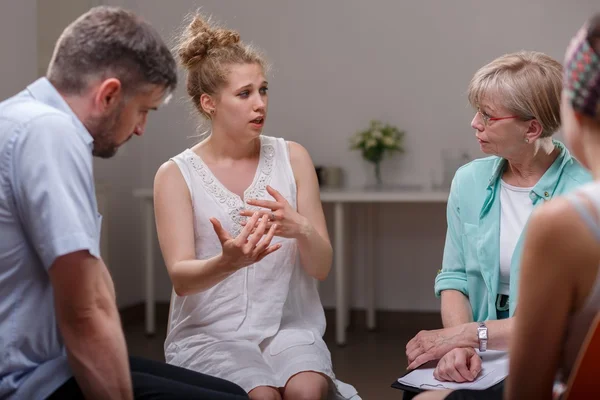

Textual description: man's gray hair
[47,6,177,96]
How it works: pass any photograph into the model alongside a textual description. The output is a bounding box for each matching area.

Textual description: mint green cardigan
[434,141,591,321]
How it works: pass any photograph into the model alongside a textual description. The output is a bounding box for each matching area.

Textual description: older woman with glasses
[404,50,591,392]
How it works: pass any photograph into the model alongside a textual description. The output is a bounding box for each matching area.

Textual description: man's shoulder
[0,95,90,181]
[0,92,76,135]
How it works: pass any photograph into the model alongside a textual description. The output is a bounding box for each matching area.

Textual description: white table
[133,186,449,345]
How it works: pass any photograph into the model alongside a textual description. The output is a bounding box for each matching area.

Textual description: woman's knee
[249,386,282,400]
[283,372,329,400]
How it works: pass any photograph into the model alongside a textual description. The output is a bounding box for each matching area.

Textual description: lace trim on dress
[186,138,275,236]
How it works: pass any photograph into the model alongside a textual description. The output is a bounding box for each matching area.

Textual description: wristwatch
[477,322,488,352]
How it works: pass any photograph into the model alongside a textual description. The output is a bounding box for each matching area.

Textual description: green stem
[375,162,382,184]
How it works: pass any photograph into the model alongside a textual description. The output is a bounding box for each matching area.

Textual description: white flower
[366,138,377,149]
[371,130,383,139]
[383,136,395,147]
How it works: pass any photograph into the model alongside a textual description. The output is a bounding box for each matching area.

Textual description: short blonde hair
[468,51,563,137]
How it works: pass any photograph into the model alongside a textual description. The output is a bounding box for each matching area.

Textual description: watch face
[478,330,487,339]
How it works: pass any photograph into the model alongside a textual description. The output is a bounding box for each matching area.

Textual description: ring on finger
[270,212,276,221]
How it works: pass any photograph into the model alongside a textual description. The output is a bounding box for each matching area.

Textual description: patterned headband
[564,16,600,122]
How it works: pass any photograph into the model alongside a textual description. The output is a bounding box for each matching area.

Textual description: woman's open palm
[210,212,280,270]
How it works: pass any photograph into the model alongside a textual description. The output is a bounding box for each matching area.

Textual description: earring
[525,138,529,143]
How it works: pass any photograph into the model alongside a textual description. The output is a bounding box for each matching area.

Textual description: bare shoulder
[155,159,178,180]
[529,197,585,243]
[286,141,319,193]
[154,160,189,200]
[287,141,314,166]
[527,196,600,267]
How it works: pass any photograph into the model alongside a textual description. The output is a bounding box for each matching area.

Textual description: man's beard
[88,106,125,159]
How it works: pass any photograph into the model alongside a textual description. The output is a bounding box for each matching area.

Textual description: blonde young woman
[405,50,591,391]
[153,14,359,400]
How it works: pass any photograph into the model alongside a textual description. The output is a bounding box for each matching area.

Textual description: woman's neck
[200,131,260,162]
[503,138,558,187]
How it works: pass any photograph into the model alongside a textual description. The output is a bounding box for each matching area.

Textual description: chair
[564,312,600,399]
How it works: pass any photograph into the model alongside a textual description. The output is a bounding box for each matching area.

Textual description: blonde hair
[174,13,268,119]
[468,51,563,137]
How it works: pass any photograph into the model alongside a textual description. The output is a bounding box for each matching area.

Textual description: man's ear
[95,78,122,113]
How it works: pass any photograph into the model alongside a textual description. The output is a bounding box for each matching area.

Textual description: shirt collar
[26,77,94,151]
[487,140,572,201]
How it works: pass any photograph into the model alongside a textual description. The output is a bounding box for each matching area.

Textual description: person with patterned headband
[414,13,600,400]
[504,13,600,400]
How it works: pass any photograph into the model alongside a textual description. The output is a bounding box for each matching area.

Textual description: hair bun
[177,14,240,69]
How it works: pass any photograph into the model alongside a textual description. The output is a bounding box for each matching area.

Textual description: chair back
[564,312,600,399]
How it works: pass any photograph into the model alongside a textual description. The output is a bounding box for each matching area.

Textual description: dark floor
[122,304,442,400]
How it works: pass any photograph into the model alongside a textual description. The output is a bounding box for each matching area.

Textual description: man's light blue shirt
[434,141,591,322]
[0,78,102,399]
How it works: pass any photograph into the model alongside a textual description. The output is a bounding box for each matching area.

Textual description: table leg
[145,199,155,336]
[366,204,377,331]
[345,204,352,330]
[335,202,347,346]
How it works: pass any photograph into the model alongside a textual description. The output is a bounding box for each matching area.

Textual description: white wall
[22,1,600,310]
[0,0,37,99]
[37,0,100,77]
[111,0,598,312]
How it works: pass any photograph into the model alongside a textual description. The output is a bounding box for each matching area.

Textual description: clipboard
[391,352,507,394]
[390,378,505,394]
[390,360,437,394]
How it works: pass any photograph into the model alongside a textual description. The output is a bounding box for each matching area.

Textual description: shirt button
[544,191,549,197]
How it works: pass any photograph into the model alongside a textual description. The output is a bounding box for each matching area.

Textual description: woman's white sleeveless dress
[164,135,359,399]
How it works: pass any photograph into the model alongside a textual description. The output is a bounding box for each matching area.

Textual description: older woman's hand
[406,325,471,370]
[434,347,481,383]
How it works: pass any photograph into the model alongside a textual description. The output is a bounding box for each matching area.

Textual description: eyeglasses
[477,107,520,127]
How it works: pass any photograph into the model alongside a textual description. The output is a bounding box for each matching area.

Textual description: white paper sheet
[397,350,509,391]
